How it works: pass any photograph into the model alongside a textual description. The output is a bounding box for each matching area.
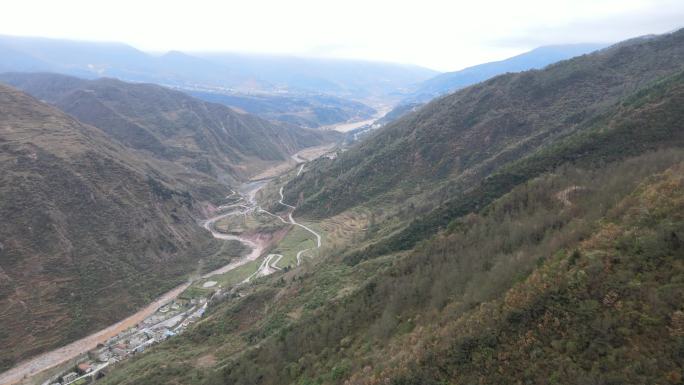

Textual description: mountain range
[0,83,224,370]
[286,34,683,221]
[0,35,438,99]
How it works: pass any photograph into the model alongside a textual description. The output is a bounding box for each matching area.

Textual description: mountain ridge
[187,89,377,129]
[401,43,608,104]
[0,35,438,99]
[3,27,684,385]
[0,83,230,371]
[0,72,339,181]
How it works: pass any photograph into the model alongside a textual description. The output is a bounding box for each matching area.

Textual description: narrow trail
[258,186,322,266]
[242,253,284,283]
[277,187,322,264]
[271,254,284,269]
[555,185,587,207]
[291,153,306,164]
[278,186,296,209]
[204,170,322,277]
[292,148,306,176]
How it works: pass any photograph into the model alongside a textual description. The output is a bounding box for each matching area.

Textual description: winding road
[0,148,326,385]
[200,199,265,278]
[258,185,322,266]
[278,186,321,264]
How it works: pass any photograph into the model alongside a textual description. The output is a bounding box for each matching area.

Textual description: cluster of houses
[44,297,209,385]
[47,361,102,385]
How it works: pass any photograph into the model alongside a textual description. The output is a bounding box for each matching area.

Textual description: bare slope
[0,73,338,180]
[0,84,223,371]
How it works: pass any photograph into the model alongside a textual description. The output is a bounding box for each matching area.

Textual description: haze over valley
[1,1,684,384]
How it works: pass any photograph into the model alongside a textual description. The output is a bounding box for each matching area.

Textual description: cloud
[303,44,356,57]
[489,0,684,49]
[1,0,682,71]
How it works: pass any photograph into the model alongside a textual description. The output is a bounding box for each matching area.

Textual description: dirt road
[0,283,190,385]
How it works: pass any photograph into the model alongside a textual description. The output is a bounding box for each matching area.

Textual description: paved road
[200,209,266,278]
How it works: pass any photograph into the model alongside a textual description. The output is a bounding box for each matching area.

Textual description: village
[42,295,211,385]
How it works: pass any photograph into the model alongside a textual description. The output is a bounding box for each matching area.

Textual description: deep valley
[1,12,683,385]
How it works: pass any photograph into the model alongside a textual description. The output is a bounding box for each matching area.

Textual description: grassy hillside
[378,162,684,385]
[0,84,232,371]
[349,68,684,261]
[0,73,339,180]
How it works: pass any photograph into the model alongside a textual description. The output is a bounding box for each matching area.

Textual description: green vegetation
[384,164,684,385]
[198,239,249,275]
[0,70,341,370]
[214,211,284,236]
[205,257,262,288]
[95,29,684,385]
[286,29,684,221]
[350,69,684,261]
[179,286,214,301]
[100,150,684,385]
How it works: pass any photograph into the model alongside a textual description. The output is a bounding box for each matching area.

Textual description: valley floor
[320,105,392,132]
[0,145,333,385]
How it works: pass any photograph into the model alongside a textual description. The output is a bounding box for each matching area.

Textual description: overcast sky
[1,0,683,71]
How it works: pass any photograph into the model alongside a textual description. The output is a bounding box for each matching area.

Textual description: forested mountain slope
[285,29,684,221]
[0,73,338,180]
[403,43,607,103]
[98,109,684,385]
[0,84,236,371]
[96,30,684,385]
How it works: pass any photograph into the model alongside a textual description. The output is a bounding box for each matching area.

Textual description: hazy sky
[1,0,683,71]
